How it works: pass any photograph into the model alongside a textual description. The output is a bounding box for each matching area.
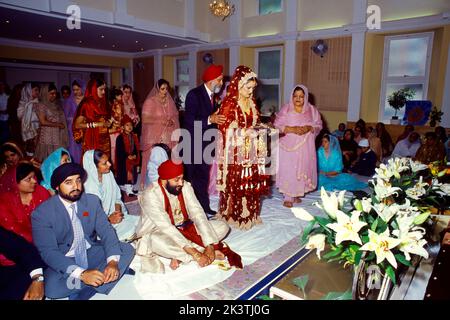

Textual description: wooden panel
[297,37,352,112]
[196,49,230,85]
[133,56,154,109]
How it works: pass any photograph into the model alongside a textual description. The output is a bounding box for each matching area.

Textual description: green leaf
[354,251,363,266]
[301,221,316,244]
[371,218,379,232]
[315,216,332,229]
[395,254,412,267]
[414,212,431,225]
[257,295,275,300]
[323,246,344,260]
[385,265,397,285]
[293,275,309,299]
[320,290,353,300]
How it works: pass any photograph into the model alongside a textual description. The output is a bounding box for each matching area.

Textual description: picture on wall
[403,100,432,126]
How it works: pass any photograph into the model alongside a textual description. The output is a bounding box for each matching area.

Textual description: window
[259,0,283,16]
[255,47,283,115]
[379,33,433,122]
[174,57,189,110]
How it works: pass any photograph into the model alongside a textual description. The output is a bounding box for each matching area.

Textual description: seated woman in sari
[0,162,50,266]
[318,134,367,191]
[82,149,138,241]
[40,147,71,195]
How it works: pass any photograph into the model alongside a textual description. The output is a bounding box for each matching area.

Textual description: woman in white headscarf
[17,83,40,156]
[83,149,138,241]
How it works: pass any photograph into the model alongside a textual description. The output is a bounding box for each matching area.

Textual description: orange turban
[158,160,184,180]
[202,64,223,83]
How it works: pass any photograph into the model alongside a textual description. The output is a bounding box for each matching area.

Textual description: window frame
[379,32,434,122]
[258,0,284,16]
[255,46,284,114]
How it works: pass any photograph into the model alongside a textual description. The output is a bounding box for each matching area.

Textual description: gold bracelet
[192,252,202,261]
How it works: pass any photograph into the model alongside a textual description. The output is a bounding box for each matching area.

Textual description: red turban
[202,64,223,83]
[158,160,184,180]
[121,114,133,127]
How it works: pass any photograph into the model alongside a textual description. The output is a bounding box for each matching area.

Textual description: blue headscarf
[318,135,344,173]
[40,147,71,191]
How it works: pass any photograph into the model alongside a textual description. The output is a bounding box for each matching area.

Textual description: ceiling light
[79,40,83,43]
[164,45,168,48]
[101,35,105,38]
[58,28,62,32]
[112,44,116,48]
[5,20,10,24]
[140,48,144,51]
[209,0,235,21]
[135,40,139,43]
[38,34,42,38]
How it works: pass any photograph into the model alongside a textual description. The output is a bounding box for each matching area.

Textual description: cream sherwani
[135,181,230,273]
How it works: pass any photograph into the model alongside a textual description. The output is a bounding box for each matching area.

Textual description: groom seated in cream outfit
[135,160,242,273]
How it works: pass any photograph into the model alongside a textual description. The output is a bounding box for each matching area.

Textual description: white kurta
[135,181,229,273]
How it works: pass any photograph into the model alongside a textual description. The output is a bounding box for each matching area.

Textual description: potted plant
[387,88,415,124]
[429,107,443,127]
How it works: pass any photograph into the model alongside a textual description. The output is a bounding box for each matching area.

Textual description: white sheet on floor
[94,181,367,300]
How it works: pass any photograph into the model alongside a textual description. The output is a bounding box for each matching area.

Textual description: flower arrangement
[294,157,449,286]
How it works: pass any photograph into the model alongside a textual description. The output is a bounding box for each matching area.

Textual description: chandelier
[209,0,235,21]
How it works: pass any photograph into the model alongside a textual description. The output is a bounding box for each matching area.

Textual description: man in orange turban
[182,65,227,218]
[135,160,242,273]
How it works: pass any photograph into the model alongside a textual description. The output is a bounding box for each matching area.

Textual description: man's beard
[166,183,182,196]
[59,188,83,202]
[213,84,221,94]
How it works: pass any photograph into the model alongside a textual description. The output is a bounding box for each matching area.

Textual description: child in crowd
[332,123,346,140]
[115,115,140,196]
[348,138,377,177]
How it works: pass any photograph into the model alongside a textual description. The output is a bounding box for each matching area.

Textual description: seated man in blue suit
[0,226,46,300]
[31,163,135,300]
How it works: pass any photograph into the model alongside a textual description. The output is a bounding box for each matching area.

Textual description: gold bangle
[192,252,202,261]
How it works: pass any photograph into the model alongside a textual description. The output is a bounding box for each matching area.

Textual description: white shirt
[59,196,119,279]
[0,93,9,121]
[392,139,421,158]
[204,84,214,125]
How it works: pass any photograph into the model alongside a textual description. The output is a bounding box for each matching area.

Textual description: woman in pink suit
[274,85,322,208]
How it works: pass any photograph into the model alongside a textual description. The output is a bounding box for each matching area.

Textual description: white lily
[405,176,428,200]
[440,184,450,194]
[361,198,373,213]
[386,158,410,179]
[360,230,402,269]
[374,164,395,181]
[315,187,342,220]
[373,178,401,201]
[306,234,326,259]
[372,202,398,223]
[326,210,367,245]
[291,207,314,222]
[392,228,429,261]
[409,159,428,173]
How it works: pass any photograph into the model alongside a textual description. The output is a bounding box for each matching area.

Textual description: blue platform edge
[236,246,311,300]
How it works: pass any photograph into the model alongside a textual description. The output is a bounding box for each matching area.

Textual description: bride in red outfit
[216,66,270,230]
